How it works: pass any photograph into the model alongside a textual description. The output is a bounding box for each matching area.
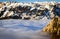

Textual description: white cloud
[0,18,50,39]
[0,18,50,28]
[0,27,50,39]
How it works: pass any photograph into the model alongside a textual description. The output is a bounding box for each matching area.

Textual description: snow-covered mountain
[0,2,60,20]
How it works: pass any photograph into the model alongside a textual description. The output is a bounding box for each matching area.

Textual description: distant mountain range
[0,2,60,20]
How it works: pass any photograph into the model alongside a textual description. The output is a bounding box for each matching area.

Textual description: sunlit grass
[42,17,60,39]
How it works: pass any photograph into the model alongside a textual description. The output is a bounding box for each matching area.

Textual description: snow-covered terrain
[0,2,60,19]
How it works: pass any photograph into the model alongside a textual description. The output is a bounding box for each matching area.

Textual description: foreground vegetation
[42,17,60,39]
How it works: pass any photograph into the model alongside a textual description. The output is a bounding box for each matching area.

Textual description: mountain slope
[0,2,60,20]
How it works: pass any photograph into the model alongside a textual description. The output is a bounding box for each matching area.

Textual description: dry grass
[42,17,60,39]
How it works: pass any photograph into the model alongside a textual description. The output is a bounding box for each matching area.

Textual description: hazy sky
[0,0,60,2]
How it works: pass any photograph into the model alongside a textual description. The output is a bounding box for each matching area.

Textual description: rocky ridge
[0,2,60,20]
